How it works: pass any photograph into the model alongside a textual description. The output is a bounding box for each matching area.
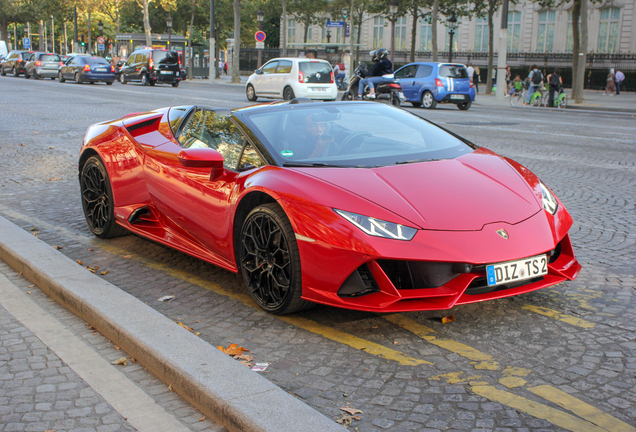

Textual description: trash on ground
[158,295,175,302]
[252,363,269,372]
[442,315,456,324]
[111,357,128,366]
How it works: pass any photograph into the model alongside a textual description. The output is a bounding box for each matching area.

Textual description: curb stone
[0,214,343,432]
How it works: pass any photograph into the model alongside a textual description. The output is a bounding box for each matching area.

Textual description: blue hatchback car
[394,62,475,110]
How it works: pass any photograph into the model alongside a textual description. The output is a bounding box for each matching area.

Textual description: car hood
[298,149,541,231]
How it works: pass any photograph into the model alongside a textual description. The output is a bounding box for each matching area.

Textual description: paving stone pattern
[1,77,635,431]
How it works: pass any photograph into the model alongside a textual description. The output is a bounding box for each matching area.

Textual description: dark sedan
[1,50,33,76]
[58,56,115,85]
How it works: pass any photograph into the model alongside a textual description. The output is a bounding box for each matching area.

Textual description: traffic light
[80,34,85,46]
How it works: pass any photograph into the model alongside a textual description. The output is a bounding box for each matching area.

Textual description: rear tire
[457,101,471,110]
[411,102,422,107]
[341,91,353,101]
[106,81,113,85]
[12,67,19,77]
[24,70,30,79]
[421,91,437,109]
[32,71,39,79]
[74,72,82,84]
[239,203,313,314]
[391,92,401,107]
[140,73,148,86]
[171,81,179,88]
[80,156,128,239]
[149,80,155,86]
[283,86,295,101]
[246,84,257,101]
[0,67,6,76]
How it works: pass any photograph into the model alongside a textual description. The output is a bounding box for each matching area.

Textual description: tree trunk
[188,0,195,75]
[1,16,8,44]
[142,0,152,46]
[409,5,417,63]
[39,20,44,51]
[575,0,587,104]
[87,13,91,54]
[303,20,309,43]
[282,0,287,56]
[431,0,438,61]
[485,9,494,95]
[571,0,580,98]
[355,9,363,64]
[232,0,241,83]
[116,9,120,34]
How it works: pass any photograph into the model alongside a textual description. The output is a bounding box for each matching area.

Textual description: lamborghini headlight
[334,209,417,241]
[540,181,558,215]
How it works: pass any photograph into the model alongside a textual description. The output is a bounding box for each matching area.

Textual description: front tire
[12,67,19,77]
[457,101,471,110]
[80,156,128,239]
[421,91,437,109]
[246,84,257,101]
[341,91,353,101]
[140,73,148,86]
[120,74,127,84]
[239,203,312,314]
[58,71,65,83]
[283,86,295,101]
[74,72,82,84]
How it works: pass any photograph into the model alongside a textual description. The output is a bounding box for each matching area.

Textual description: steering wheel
[339,132,373,154]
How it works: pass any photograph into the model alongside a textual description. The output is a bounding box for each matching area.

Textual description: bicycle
[543,88,568,109]
[509,82,526,107]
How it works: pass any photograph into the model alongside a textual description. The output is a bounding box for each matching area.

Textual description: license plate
[450,94,464,100]
[161,71,172,75]
[311,87,326,92]
[96,68,107,72]
[486,254,548,287]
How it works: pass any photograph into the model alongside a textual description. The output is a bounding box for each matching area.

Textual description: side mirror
[177,148,225,181]
[255,69,263,75]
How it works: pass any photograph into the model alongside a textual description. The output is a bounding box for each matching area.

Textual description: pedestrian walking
[473,65,480,93]
[604,68,616,96]
[224,61,228,75]
[467,62,475,84]
[218,59,224,77]
[614,70,625,95]
[546,68,562,108]
[505,66,512,93]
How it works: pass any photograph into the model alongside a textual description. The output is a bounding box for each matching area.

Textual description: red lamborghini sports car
[79,100,581,314]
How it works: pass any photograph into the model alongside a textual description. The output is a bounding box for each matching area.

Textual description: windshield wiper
[283,162,356,168]
[394,158,443,165]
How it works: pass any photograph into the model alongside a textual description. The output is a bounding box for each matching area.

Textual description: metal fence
[238,48,636,92]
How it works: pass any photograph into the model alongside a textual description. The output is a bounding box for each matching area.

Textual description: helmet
[369,50,377,62]
[376,48,389,60]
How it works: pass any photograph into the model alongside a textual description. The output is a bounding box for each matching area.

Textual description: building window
[420,20,432,51]
[536,10,555,52]
[507,11,521,52]
[474,16,488,52]
[565,11,581,53]
[336,27,343,44]
[373,17,384,49]
[307,27,312,42]
[288,19,295,44]
[597,7,620,53]
[395,16,407,51]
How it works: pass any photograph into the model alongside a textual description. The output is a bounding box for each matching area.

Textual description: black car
[58,56,115,85]
[120,48,181,87]
[1,50,33,76]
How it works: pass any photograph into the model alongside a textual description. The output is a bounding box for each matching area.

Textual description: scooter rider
[357,49,393,99]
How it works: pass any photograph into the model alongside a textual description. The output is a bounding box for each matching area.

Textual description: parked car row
[1,47,183,88]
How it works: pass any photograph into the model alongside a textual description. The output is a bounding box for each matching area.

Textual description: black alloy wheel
[80,156,128,239]
[239,203,311,314]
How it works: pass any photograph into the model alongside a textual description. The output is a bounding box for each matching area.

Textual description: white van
[0,41,9,58]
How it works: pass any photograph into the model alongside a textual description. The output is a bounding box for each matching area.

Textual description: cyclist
[526,65,543,105]
[546,68,563,108]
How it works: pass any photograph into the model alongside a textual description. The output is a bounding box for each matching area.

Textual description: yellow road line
[383,314,498,367]
[529,385,636,432]
[522,305,596,328]
[471,386,607,432]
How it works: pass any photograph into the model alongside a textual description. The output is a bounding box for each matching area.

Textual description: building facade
[283,0,635,54]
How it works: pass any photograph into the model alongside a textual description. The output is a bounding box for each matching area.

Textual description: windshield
[40,54,60,62]
[299,61,332,84]
[153,50,178,64]
[240,103,476,167]
[439,65,469,79]
[87,58,110,65]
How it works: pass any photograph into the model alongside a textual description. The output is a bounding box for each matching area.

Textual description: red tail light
[330,71,334,83]
[59,61,64,67]
[388,83,401,89]
[83,64,91,72]
[149,58,154,70]
[111,65,115,72]
[299,71,304,83]
[470,80,473,88]
[18,54,22,61]
[35,60,41,66]
[435,78,444,87]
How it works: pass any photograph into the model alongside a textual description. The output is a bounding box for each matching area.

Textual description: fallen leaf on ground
[88,248,93,251]
[123,255,132,259]
[28,285,34,288]
[27,291,31,294]
[178,322,195,333]
[53,245,63,249]
[217,343,249,356]
[111,357,127,366]
[340,407,363,415]
[168,384,173,391]
[239,360,252,368]
[336,414,361,426]
[114,346,120,350]
[234,354,254,362]
[442,315,456,324]
[100,271,109,276]
[49,178,61,181]
[199,416,205,421]
[30,227,38,231]
[76,260,84,265]
[19,143,25,146]
[130,357,136,364]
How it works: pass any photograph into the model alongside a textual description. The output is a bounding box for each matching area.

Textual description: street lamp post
[447,14,457,63]
[51,16,55,53]
[166,15,172,47]
[98,19,103,55]
[389,0,399,64]
[256,8,264,68]
[326,30,331,44]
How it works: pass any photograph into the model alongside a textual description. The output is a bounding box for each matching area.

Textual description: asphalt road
[1,76,636,432]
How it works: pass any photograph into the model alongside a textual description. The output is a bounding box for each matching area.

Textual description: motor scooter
[341,63,404,107]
